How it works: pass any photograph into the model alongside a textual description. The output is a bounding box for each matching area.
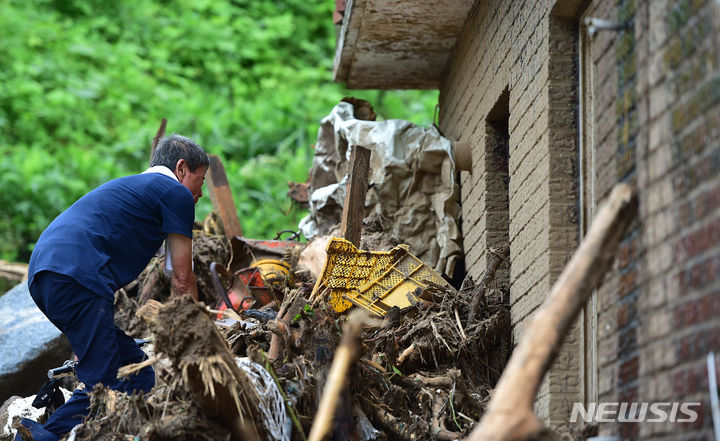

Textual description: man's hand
[167,233,198,301]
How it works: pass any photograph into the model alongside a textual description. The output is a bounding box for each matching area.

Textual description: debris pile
[2,99,513,441]
[64,241,510,441]
[5,101,636,441]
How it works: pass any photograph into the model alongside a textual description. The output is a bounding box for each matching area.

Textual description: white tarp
[299,101,461,276]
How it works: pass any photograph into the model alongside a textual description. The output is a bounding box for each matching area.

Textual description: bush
[0,0,437,261]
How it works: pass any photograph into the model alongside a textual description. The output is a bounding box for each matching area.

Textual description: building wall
[440,0,720,439]
[591,0,720,439]
[438,0,583,432]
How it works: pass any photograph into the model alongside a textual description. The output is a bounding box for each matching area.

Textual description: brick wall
[440,0,720,439]
[439,0,583,432]
[592,0,720,439]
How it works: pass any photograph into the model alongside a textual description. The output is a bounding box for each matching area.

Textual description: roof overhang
[333,0,474,90]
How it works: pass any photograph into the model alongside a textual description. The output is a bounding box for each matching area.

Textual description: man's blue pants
[17,271,154,441]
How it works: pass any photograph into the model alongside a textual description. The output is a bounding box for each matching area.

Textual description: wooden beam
[340,145,371,247]
[0,260,28,282]
[150,118,167,161]
[206,154,243,238]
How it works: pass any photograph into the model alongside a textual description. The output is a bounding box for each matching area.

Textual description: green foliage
[0,0,438,262]
[292,303,316,323]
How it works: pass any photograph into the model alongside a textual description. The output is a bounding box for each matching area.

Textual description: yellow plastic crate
[346,247,452,315]
[310,238,402,313]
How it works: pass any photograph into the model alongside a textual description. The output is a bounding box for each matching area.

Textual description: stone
[0,282,72,404]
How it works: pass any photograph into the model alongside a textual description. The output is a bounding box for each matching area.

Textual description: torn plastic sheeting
[301,101,461,276]
[297,180,346,243]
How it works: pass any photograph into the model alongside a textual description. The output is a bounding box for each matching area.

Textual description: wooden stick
[206,154,243,238]
[340,145,371,247]
[360,357,387,373]
[367,401,418,441]
[455,308,468,340]
[464,183,637,441]
[431,391,462,440]
[150,118,167,160]
[397,343,416,365]
[308,310,367,441]
[466,244,509,325]
[138,270,160,305]
[117,355,160,379]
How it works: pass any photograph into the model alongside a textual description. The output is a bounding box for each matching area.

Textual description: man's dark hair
[151,134,210,172]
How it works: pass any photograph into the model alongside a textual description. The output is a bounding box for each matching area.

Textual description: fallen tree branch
[397,343,417,365]
[366,399,420,441]
[432,391,462,441]
[409,369,459,388]
[466,244,509,325]
[262,351,308,441]
[267,320,290,362]
[464,183,638,441]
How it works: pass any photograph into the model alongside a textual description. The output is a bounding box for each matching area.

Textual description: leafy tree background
[0,0,438,262]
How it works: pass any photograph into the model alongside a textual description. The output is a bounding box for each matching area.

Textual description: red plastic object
[213,265,276,319]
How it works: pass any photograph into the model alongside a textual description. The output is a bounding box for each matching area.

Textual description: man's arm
[167,233,198,300]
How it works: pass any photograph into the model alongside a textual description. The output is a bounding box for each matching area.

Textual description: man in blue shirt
[17,135,209,441]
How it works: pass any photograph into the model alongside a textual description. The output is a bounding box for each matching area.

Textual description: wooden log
[340,145,371,247]
[206,154,243,238]
[0,260,28,282]
[145,298,263,441]
[464,183,637,441]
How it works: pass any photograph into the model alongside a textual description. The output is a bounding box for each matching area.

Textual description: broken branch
[466,244,509,325]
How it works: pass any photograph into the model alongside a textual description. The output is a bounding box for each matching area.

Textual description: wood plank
[0,259,28,282]
[205,154,243,238]
[150,118,167,160]
[340,145,371,247]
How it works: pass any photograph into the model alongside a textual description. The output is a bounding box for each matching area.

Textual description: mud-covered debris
[101,220,512,441]
[150,298,266,440]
